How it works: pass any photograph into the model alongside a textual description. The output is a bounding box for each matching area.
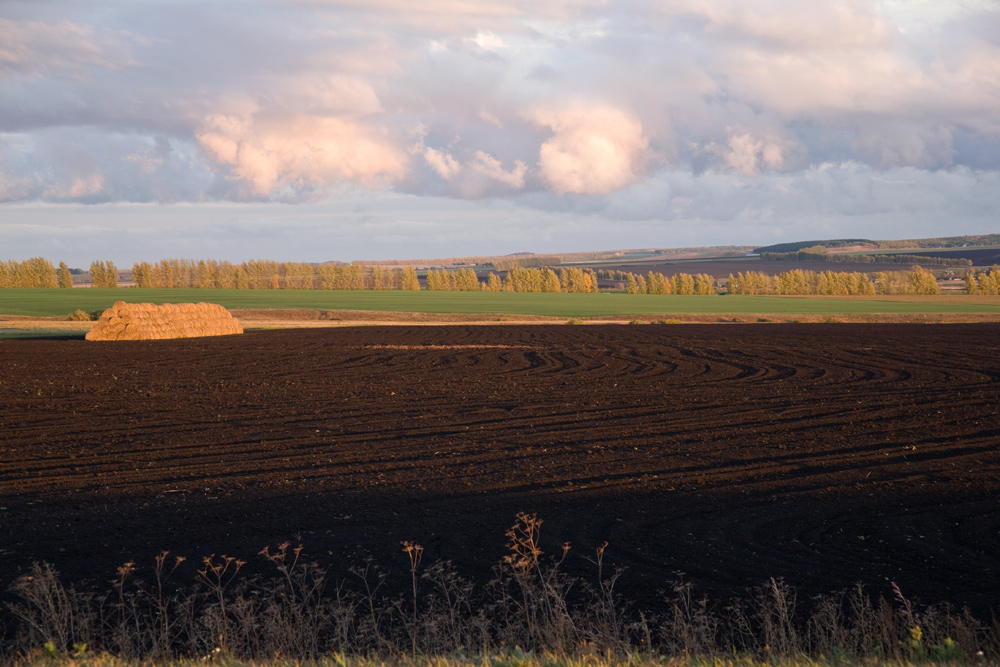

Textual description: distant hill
[753,239,874,254]
[755,234,1000,255]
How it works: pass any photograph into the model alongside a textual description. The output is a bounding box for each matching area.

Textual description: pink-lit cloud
[197,113,408,198]
[423,147,462,180]
[532,106,649,195]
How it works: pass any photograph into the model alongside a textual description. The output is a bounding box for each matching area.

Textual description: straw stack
[85,302,243,341]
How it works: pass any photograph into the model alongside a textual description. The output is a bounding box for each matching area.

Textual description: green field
[2,288,1000,318]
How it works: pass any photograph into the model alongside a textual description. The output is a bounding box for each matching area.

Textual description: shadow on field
[0,328,86,340]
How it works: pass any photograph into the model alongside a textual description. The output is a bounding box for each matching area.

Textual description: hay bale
[85,301,243,341]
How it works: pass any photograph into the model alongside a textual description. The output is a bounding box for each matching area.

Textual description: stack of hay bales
[85,302,243,341]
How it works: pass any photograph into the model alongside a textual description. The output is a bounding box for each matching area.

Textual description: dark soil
[1,325,999,615]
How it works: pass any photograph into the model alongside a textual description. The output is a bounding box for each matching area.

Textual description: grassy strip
[2,289,1000,318]
[0,328,86,340]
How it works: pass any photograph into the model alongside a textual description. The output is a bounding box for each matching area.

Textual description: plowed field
[1,325,999,614]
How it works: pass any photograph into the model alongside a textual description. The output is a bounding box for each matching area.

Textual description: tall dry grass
[3,514,997,662]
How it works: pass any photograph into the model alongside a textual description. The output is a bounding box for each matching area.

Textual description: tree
[152,260,172,288]
[59,262,73,288]
[371,265,393,290]
[27,257,58,287]
[978,267,1000,295]
[908,266,940,295]
[196,260,214,288]
[852,272,876,295]
[132,262,155,288]
[693,273,715,295]
[90,260,118,288]
[673,273,696,295]
[401,266,421,291]
[234,267,249,289]
[964,270,979,295]
[646,272,670,294]
[486,272,503,292]
[425,269,447,291]
[728,271,772,295]
[541,269,561,293]
[455,268,480,291]
[216,262,239,289]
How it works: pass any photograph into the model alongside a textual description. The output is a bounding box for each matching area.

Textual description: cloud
[2,0,1000,249]
[274,0,595,33]
[468,31,506,53]
[0,17,138,79]
[47,173,105,199]
[299,75,385,116]
[709,129,804,176]
[658,0,893,51]
[196,112,408,197]
[531,106,649,195]
[851,122,956,168]
[124,137,171,175]
[423,147,461,179]
[470,150,526,188]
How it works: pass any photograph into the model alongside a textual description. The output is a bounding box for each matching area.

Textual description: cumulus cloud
[196,113,408,197]
[709,129,804,176]
[531,106,649,195]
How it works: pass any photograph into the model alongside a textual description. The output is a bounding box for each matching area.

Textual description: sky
[1,0,999,265]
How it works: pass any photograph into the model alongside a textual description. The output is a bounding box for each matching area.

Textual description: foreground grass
[2,289,1000,318]
[7,653,992,667]
[5,514,995,662]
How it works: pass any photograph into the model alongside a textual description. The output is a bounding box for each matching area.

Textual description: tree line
[593,269,716,294]
[624,271,716,295]
[0,258,75,288]
[425,267,598,292]
[965,267,1000,295]
[0,258,963,297]
[132,259,420,290]
[728,267,940,295]
[759,249,969,266]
